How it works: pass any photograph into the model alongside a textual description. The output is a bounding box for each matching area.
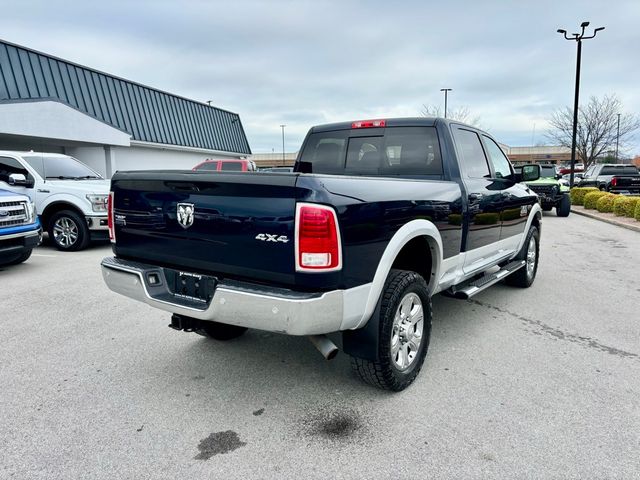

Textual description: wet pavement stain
[194,431,246,460]
[306,409,362,440]
[252,408,265,416]
[471,299,639,360]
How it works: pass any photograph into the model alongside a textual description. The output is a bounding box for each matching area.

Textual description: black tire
[504,225,539,288]
[195,321,248,340]
[542,205,553,212]
[0,249,32,266]
[350,269,432,392]
[556,194,571,217]
[47,210,90,251]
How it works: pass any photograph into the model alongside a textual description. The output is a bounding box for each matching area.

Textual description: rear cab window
[297,127,443,177]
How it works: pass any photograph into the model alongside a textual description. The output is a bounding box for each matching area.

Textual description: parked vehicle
[192,159,257,172]
[101,118,542,391]
[558,163,584,175]
[259,166,294,173]
[0,188,41,266]
[518,164,571,216]
[0,152,110,251]
[562,173,584,186]
[579,164,640,194]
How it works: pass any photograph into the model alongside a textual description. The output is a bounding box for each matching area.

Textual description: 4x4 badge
[255,233,289,243]
[177,203,195,229]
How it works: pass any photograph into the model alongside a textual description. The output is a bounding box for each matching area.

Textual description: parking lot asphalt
[1,213,639,479]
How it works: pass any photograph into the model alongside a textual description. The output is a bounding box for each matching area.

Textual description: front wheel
[505,225,539,288]
[48,210,90,251]
[556,194,571,217]
[350,269,432,391]
[0,249,32,266]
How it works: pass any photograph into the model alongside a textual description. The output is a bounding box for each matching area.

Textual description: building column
[104,145,116,178]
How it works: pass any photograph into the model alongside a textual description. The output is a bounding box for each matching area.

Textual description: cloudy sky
[2,0,639,154]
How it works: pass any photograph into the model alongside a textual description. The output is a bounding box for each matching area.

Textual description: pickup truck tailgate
[111,171,299,285]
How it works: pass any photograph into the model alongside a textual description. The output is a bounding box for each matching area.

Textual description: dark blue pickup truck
[101,118,542,391]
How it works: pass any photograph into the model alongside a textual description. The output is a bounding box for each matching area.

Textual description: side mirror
[521,164,540,182]
[8,173,32,187]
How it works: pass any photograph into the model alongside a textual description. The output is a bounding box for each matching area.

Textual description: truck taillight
[295,203,342,272]
[351,119,386,129]
[611,177,617,187]
[107,192,115,243]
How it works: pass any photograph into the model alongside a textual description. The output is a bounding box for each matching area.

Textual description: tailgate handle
[164,181,200,192]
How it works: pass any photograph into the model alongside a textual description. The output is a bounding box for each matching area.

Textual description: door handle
[37,189,50,193]
[468,193,483,201]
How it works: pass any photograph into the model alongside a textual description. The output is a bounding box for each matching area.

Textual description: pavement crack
[469,299,639,360]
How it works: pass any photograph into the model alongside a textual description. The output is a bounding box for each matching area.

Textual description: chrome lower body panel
[101,256,362,335]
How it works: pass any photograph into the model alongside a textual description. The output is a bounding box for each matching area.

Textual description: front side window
[453,129,490,178]
[0,156,29,183]
[483,136,513,179]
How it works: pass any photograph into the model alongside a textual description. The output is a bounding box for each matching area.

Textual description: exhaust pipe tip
[308,334,339,360]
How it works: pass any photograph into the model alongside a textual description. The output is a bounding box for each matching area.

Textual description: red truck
[192,159,257,172]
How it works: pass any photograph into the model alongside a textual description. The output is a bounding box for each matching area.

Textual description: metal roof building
[0,39,251,177]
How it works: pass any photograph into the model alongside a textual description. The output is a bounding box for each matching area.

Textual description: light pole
[615,113,620,161]
[279,124,286,166]
[557,22,605,187]
[440,88,452,118]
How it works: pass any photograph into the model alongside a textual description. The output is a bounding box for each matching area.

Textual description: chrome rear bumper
[100,256,353,335]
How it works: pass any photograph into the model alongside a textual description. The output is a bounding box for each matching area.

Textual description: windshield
[539,165,557,178]
[23,155,103,179]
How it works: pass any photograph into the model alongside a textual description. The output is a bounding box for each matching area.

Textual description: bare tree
[547,94,640,168]
[420,104,482,128]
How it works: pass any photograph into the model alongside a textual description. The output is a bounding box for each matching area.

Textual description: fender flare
[513,203,542,255]
[355,219,443,329]
[40,195,90,225]
[343,219,443,361]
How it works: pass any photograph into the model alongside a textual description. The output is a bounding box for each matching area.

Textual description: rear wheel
[195,321,248,340]
[350,269,432,391]
[48,210,90,251]
[556,194,571,217]
[505,225,539,288]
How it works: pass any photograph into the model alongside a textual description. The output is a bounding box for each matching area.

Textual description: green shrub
[635,199,640,221]
[448,214,462,226]
[623,197,640,218]
[613,196,630,216]
[596,194,616,213]
[474,213,500,225]
[500,208,522,222]
[570,187,599,206]
[583,191,609,209]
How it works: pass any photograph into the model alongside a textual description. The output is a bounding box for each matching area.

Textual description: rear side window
[453,128,490,178]
[220,162,244,171]
[601,165,639,175]
[298,127,442,176]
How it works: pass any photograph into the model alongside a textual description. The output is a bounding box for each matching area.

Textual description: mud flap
[341,298,382,361]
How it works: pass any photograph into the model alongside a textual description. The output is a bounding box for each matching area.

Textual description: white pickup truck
[0,151,110,251]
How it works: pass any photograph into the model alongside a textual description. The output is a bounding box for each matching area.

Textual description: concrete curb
[571,207,640,233]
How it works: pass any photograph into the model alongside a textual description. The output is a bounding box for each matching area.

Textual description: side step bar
[449,260,526,299]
